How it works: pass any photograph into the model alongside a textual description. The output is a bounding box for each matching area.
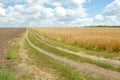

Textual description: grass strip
[31,29,120,58]
[0,66,16,80]
[6,41,20,60]
[25,37,106,80]
[5,35,34,80]
[28,31,120,72]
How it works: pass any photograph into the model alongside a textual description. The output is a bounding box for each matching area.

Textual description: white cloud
[51,2,62,7]
[94,15,119,25]
[0,2,4,7]
[103,0,120,16]
[26,0,48,4]
[93,0,120,26]
[0,0,88,27]
[43,8,53,18]
[54,7,67,17]
[0,8,6,17]
[0,0,120,27]
[95,15,103,21]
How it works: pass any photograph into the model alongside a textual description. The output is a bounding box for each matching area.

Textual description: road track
[26,32,120,80]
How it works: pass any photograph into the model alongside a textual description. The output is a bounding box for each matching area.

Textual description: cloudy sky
[0,0,120,27]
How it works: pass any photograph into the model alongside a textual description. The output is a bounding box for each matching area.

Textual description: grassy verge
[31,29,120,59]
[25,37,106,80]
[28,31,120,72]
[0,66,16,80]
[0,40,20,80]
[4,35,34,80]
[6,40,20,61]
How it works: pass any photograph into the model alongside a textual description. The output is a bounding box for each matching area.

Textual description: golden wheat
[33,27,120,51]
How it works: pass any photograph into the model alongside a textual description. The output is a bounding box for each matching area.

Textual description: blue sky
[84,0,114,17]
[3,1,26,9]
[0,0,120,27]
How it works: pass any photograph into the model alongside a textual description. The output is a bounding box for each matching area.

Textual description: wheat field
[33,27,120,51]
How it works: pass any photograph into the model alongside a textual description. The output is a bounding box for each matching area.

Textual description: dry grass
[33,27,120,52]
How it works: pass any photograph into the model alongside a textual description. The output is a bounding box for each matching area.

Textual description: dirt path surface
[26,35,120,80]
[0,28,25,67]
[17,35,55,80]
[34,33,120,67]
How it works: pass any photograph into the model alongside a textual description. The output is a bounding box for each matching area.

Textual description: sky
[0,0,120,27]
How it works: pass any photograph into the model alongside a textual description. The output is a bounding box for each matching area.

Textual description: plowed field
[0,28,25,67]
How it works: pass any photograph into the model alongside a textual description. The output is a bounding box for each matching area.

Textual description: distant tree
[88,25,120,28]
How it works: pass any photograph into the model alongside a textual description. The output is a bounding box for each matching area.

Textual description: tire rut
[26,34,120,80]
[18,36,55,80]
[33,33,120,67]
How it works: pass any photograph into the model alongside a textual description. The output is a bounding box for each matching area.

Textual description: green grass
[0,40,20,80]
[25,37,106,80]
[5,35,34,80]
[0,65,34,80]
[28,31,120,72]
[6,41,20,60]
[0,65,33,80]
[31,29,120,59]
[0,66,16,80]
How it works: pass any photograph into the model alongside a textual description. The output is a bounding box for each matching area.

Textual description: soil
[0,28,25,68]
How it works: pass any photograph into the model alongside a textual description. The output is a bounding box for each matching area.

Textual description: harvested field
[0,28,25,67]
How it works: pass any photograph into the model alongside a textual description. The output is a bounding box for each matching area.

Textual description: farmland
[0,28,120,80]
[0,28,25,80]
[27,28,120,80]
[33,27,120,58]
[0,28,25,67]
[33,28,120,51]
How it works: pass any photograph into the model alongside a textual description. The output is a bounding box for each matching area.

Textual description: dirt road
[26,34,120,80]
[33,34,120,67]
[0,28,25,67]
